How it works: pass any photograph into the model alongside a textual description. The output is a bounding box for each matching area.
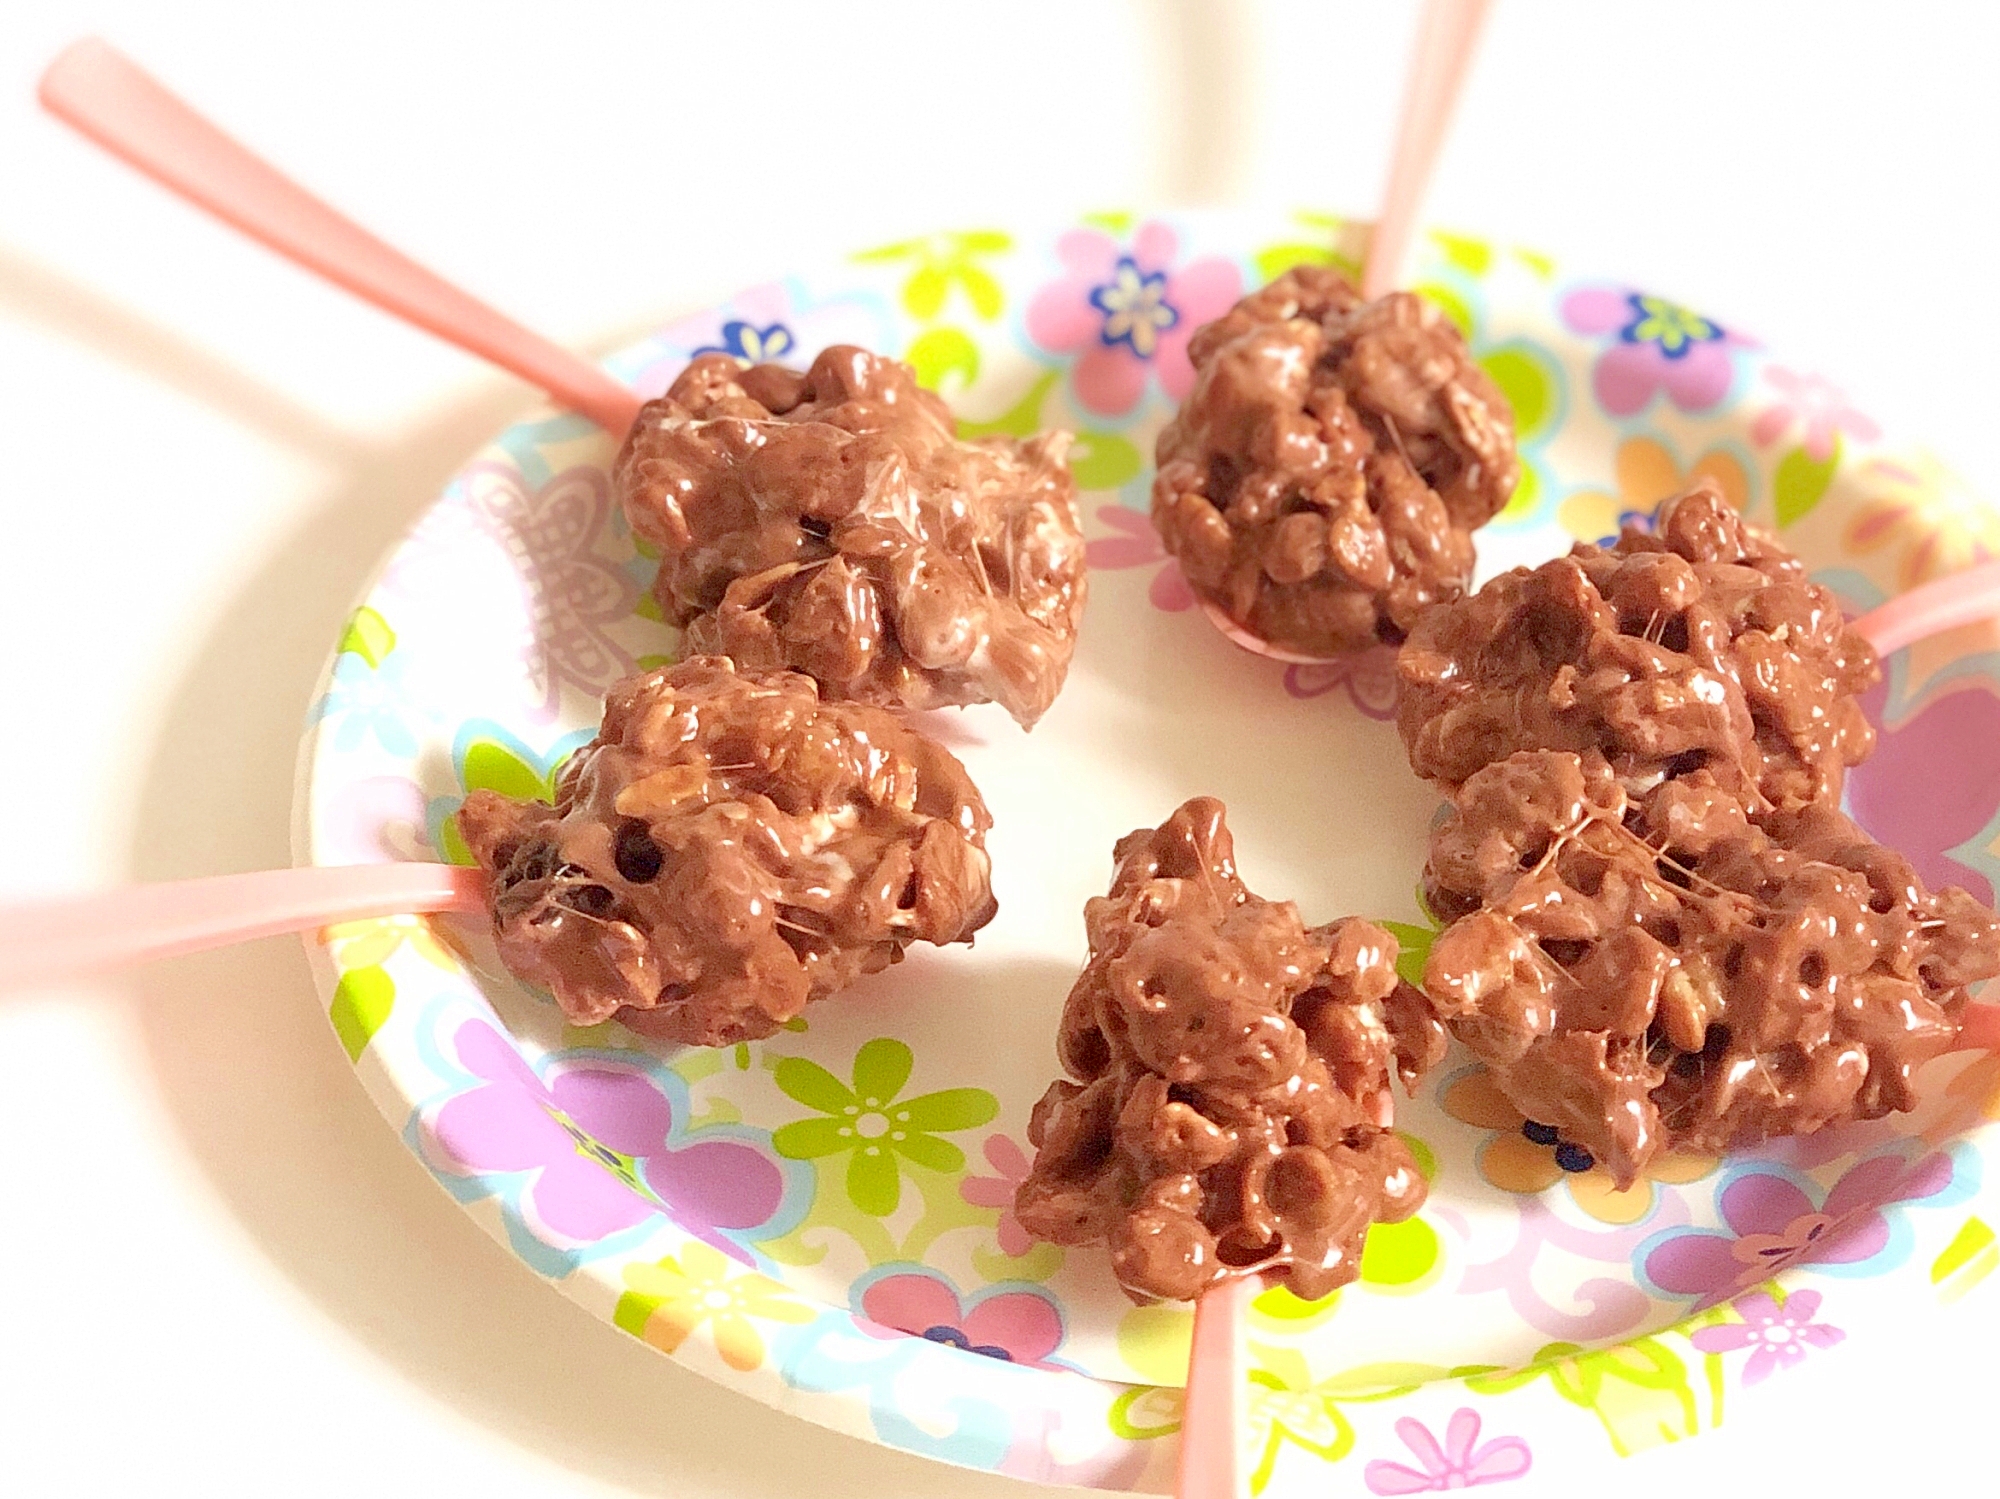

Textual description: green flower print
[335,605,396,666]
[1379,888,1445,988]
[1108,1339,1436,1494]
[771,1038,997,1216]
[953,368,1142,491]
[1623,294,1720,357]
[1933,1215,1999,1301]
[1463,1319,1728,1457]
[905,327,981,396]
[328,963,394,1063]
[1252,210,1364,286]
[1431,229,1493,278]
[428,722,589,866]
[854,230,1012,322]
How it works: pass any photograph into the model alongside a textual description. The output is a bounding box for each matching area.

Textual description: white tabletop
[4,2,1997,1493]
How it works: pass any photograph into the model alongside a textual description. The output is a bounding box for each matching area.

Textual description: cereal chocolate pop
[1398,482,1879,813]
[1418,747,2000,1187]
[457,656,997,1046]
[1397,485,1993,1186]
[1151,265,1518,661]
[616,346,1088,729]
[1014,797,1443,1302]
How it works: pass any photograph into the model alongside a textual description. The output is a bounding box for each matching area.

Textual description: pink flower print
[426,1019,786,1260]
[1561,286,1751,416]
[1283,647,1399,720]
[1749,367,1880,461]
[960,1134,1035,1256]
[1846,677,2000,904]
[1846,452,2000,589]
[1027,221,1242,417]
[1642,1152,1956,1308]
[1364,1409,1532,1494]
[1690,1289,1845,1386]
[1085,504,1196,612]
[858,1269,1064,1369]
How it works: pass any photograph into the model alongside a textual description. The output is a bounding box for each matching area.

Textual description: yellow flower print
[318,912,468,973]
[1932,1216,1999,1302]
[1465,1331,1716,1457]
[1846,451,2000,589]
[1109,1338,1445,1493]
[1244,1369,1351,1491]
[614,1241,814,1372]
[852,229,1012,321]
[1442,1068,1716,1225]
[1558,435,1749,547]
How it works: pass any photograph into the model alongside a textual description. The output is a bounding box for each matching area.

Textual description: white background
[2,2,1997,1494]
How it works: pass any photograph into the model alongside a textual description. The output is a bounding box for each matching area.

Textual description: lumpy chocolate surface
[1153,266,1518,658]
[457,656,997,1046]
[1399,483,1879,812]
[615,345,1087,728]
[1421,748,2000,1186]
[1014,798,1442,1302]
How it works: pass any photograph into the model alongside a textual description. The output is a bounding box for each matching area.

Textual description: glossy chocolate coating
[615,345,1087,728]
[457,656,996,1045]
[1015,798,1440,1302]
[1398,483,1879,812]
[1421,748,2000,1186]
[1153,266,1518,657]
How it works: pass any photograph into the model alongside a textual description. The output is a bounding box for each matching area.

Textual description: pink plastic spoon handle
[1849,558,2000,658]
[1362,0,1493,300]
[0,863,487,992]
[38,38,643,436]
[1177,1274,1256,1499]
[1956,1002,2000,1055]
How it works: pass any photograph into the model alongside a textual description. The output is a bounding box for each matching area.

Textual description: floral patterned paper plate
[294,209,2000,1495]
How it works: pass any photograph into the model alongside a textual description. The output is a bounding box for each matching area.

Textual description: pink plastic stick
[1849,558,2000,658]
[1955,1002,2000,1055]
[1176,1274,1256,1499]
[1362,0,1494,300]
[37,38,644,436]
[0,863,486,992]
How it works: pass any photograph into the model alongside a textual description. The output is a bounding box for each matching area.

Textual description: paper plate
[294,209,2000,1494]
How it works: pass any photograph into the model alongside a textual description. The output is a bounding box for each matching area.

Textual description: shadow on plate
[94,0,1268,1473]
[114,360,1027,1498]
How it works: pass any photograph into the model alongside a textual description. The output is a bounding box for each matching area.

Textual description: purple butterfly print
[458,462,644,720]
[380,461,647,723]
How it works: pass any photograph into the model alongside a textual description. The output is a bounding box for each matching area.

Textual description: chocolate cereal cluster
[454,283,1997,1315]
[1152,266,1518,658]
[616,345,1087,728]
[1399,485,1999,1184]
[1398,483,1879,811]
[1421,748,2000,1186]
[458,656,996,1046]
[1014,798,1441,1301]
